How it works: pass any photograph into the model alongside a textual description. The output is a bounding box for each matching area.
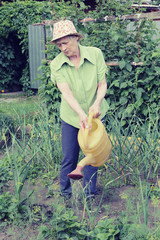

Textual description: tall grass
[106,113,160,184]
[105,112,160,226]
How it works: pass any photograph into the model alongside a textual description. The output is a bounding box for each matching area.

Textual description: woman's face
[56,36,79,57]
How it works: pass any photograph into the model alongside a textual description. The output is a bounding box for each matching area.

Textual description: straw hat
[50,20,83,44]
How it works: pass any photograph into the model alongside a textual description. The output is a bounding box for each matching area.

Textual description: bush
[0,113,15,146]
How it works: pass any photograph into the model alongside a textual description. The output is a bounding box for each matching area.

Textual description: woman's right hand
[79,112,88,132]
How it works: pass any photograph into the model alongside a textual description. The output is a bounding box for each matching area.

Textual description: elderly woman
[50,20,109,200]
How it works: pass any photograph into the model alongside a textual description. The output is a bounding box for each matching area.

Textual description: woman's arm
[57,82,88,130]
[89,78,107,118]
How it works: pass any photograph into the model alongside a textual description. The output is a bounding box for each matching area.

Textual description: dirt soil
[0,173,159,240]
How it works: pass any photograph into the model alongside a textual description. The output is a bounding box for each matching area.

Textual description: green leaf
[134,98,143,109]
[119,59,126,69]
[18,151,39,195]
[121,120,126,126]
[113,33,120,42]
[126,63,132,72]
[119,49,126,57]
[134,88,145,101]
[125,104,134,115]
[109,80,120,88]
[120,82,127,89]
[120,97,127,104]
[154,66,160,74]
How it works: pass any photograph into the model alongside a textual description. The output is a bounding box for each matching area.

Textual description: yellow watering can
[68,112,112,180]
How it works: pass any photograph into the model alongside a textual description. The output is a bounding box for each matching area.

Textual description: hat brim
[50,33,83,45]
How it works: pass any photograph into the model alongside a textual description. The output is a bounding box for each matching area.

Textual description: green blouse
[50,44,109,128]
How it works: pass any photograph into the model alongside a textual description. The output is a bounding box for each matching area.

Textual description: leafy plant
[0,113,15,146]
[20,64,34,95]
[0,113,15,134]
[88,218,120,240]
[0,191,15,221]
[0,167,11,194]
[37,204,87,240]
[119,223,150,240]
[0,1,52,91]
[4,130,41,211]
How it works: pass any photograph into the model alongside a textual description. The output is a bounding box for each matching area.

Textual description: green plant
[37,204,87,240]
[38,76,61,123]
[106,20,160,129]
[0,167,11,193]
[20,64,34,95]
[0,1,52,92]
[119,187,141,224]
[119,223,150,240]
[146,227,160,240]
[4,133,40,211]
[88,218,120,240]
[0,190,23,222]
[0,113,15,133]
[28,104,62,175]
[105,111,160,185]
[0,113,15,145]
[0,191,13,221]
[150,187,160,199]
[0,36,25,91]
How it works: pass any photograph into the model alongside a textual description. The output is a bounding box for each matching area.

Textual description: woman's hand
[79,112,88,132]
[89,104,101,119]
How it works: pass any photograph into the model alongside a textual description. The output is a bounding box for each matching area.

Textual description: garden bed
[0,174,160,240]
[0,94,160,239]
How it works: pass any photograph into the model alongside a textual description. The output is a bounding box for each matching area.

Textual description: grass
[0,95,40,120]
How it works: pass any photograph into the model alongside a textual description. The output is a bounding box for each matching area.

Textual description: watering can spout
[68,112,112,180]
[67,154,95,180]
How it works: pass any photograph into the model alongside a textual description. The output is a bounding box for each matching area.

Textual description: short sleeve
[96,49,108,83]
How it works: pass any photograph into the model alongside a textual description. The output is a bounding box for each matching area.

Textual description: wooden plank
[131,62,143,66]
[106,61,119,66]
[106,61,143,66]
[132,4,159,9]
[79,11,160,23]
[33,20,55,26]
[32,11,160,26]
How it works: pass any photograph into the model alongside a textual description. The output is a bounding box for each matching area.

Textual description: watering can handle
[84,112,94,148]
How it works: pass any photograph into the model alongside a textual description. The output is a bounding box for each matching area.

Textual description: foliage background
[0,0,160,128]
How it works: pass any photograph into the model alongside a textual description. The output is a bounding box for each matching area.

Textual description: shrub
[0,113,15,145]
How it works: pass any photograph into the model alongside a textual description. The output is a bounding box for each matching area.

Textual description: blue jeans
[60,120,98,197]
